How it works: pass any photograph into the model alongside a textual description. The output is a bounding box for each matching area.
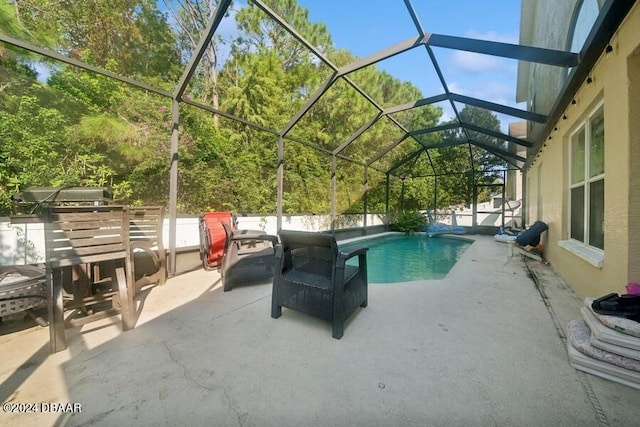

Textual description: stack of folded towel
[566,295,640,390]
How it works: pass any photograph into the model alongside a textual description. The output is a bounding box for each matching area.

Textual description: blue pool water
[340,234,471,283]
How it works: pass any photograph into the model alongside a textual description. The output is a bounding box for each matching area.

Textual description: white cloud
[447,81,464,93]
[448,80,513,106]
[451,51,501,72]
[466,30,518,45]
[472,81,512,106]
[449,30,519,73]
[430,30,522,131]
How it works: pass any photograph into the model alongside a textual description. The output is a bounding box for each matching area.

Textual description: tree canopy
[0,0,509,216]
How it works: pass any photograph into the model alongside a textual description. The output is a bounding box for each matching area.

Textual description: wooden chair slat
[45,205,134,354]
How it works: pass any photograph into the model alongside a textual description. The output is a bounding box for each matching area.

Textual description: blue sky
[296,0,523,130]
[32,0,523,133]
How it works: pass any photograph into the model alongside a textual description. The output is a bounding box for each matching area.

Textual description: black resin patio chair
[220,221,277,292]
[271,230,369,339]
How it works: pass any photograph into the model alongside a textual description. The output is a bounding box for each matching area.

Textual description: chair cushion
[283,264,360,290]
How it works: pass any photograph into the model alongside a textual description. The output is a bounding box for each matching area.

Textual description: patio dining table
[8,203,167,353]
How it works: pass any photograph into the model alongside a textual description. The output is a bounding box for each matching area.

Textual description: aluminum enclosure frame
[1,0,634,274]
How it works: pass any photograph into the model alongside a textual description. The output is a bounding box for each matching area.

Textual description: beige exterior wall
[506,122,526,204]
[628,43,640,284]
[525,3,640,298]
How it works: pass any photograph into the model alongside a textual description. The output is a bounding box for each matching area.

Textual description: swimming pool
[339,233,472,283]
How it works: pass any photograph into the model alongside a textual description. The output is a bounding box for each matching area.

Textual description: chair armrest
[273,244,285,277]
[232,228,269,237]
[230,233,278,246]
[338,246,368,261]
[274,244,284,259]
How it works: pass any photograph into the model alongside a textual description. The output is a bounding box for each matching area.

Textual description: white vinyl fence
[0,213,387,266]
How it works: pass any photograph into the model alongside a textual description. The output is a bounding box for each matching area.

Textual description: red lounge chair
[199,212,234,270]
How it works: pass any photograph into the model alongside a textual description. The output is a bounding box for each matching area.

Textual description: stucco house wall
[517,0,578,143]
[519,1,639,298]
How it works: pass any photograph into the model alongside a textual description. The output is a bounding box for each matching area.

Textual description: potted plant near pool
[390,211,428,233]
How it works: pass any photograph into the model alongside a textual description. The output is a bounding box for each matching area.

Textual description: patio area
[1,235,638,426]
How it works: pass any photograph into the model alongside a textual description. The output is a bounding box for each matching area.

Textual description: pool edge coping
[338,231,476,246]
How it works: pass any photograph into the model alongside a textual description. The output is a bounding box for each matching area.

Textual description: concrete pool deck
[1,235,638,426]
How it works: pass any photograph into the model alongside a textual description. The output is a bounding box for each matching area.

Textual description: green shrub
[390,211,428,232]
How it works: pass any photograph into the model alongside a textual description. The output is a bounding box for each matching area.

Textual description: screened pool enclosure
[0,0,631,273]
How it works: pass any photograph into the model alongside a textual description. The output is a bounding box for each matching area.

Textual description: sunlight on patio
[1,236,638,426]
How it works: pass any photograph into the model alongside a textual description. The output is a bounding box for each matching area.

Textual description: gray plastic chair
[220,221,277,292]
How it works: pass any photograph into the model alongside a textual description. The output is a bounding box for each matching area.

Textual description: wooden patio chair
[44,205,135,353]
[271,230,369,339]
[128,206,166,293]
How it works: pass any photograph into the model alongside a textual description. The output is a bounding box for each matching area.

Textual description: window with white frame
[569,104,604,250]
